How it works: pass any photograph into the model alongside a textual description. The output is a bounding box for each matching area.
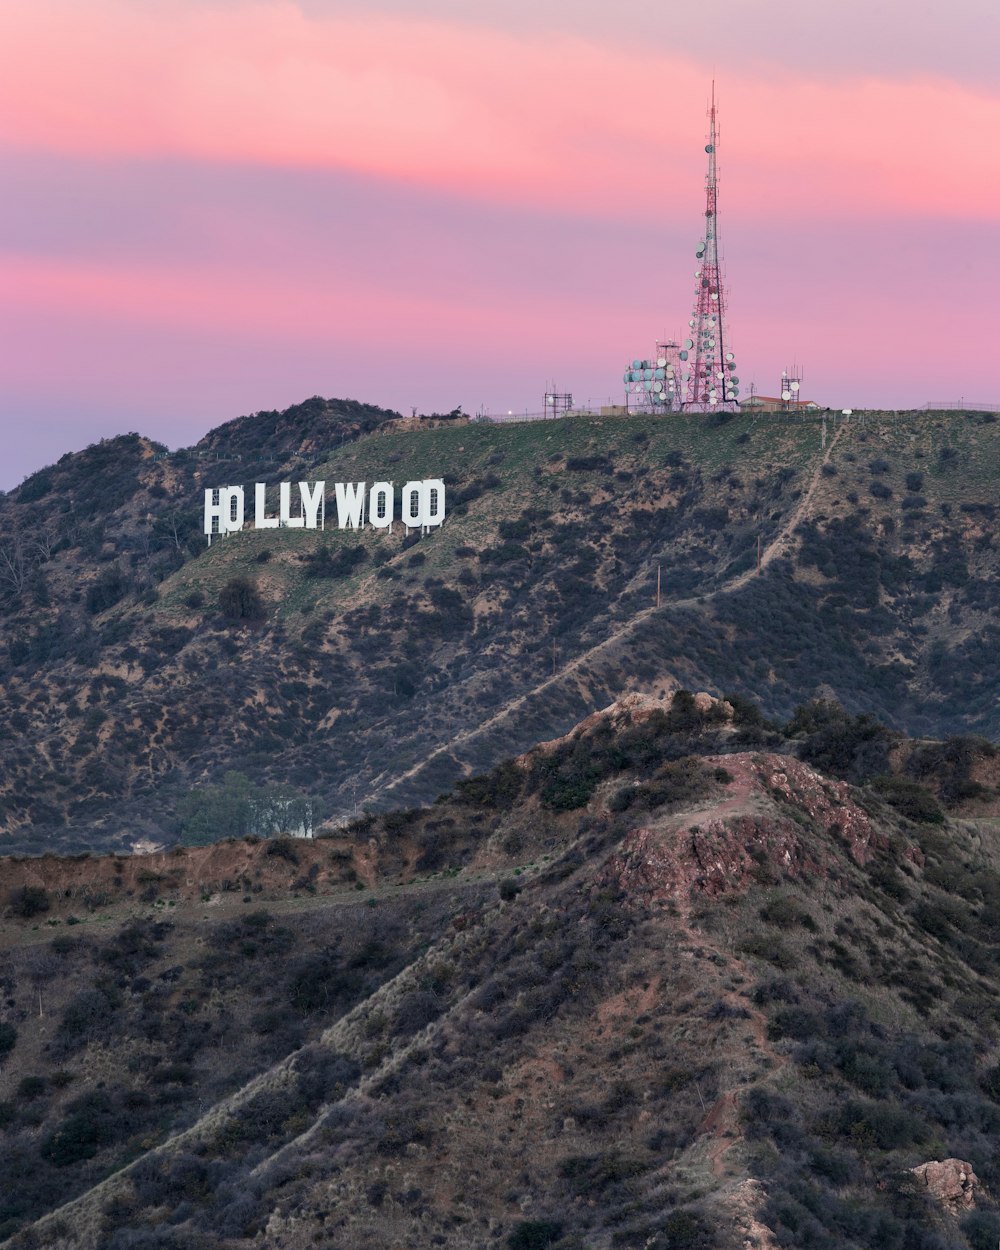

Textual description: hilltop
[0,399,998,853]
[2,694,1000,1248]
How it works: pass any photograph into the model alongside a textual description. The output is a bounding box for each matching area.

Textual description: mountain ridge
[2,693,1000,1248]
[1,400,998,854]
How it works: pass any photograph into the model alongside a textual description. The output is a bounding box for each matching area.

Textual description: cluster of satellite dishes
[623,354,682,405]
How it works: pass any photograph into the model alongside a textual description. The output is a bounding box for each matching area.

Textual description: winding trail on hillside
[0,866,525,950]
[726,416,844,589]
[377,419,846,801]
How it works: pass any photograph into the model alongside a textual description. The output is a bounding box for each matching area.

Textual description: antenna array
[683,85,739,410]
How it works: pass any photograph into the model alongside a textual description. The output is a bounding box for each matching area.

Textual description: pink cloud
[2,1,997,222]
[0,251,599,349]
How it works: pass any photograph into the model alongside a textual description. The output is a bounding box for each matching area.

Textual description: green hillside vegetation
[2,694,1000,1248]
[0,401,998,852]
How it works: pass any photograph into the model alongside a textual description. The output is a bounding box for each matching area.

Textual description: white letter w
[335,482,366,529]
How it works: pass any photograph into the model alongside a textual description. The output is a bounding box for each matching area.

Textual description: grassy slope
[155,412,822,616]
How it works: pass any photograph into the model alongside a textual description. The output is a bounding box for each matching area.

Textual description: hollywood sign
[204,479,445,542]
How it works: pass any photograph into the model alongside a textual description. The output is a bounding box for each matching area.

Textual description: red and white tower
[681,86,740,410]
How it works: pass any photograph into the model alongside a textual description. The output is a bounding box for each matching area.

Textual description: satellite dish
[644,380,653,391]
[726,352,735,361]
[684,338,694,349]
[842,408,853,416]
[705,143,714,153]
[655,368,665,379]
[731,376,739,385]
[781,390,791,401]
[656,357,667,367]
[710,292,719,300]
[653,381,663,392]
[679,350,688,361]
[623,373,630,384]
[790,381,800,391]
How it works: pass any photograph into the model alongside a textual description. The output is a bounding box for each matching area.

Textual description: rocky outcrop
[604,752,887,906]
[911,1159,978,1213]
[611,812,816,906]
[527,691,733,761]
[728,1180,781,1250]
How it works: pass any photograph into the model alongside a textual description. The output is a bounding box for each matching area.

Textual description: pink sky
[2,0,998,487]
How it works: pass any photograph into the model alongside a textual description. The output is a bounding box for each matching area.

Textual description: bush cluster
[218,578,265,622]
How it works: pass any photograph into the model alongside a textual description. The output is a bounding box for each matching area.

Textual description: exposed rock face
[911,1159,978,1213]
[728,1180,781,1250]
[748,754,883,865]
[529,691,732,760]
[611,813,815,907]
[693,690,732,718]
[605,752,886,907]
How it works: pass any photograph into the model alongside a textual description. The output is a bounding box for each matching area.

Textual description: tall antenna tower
[681,84,740,410]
